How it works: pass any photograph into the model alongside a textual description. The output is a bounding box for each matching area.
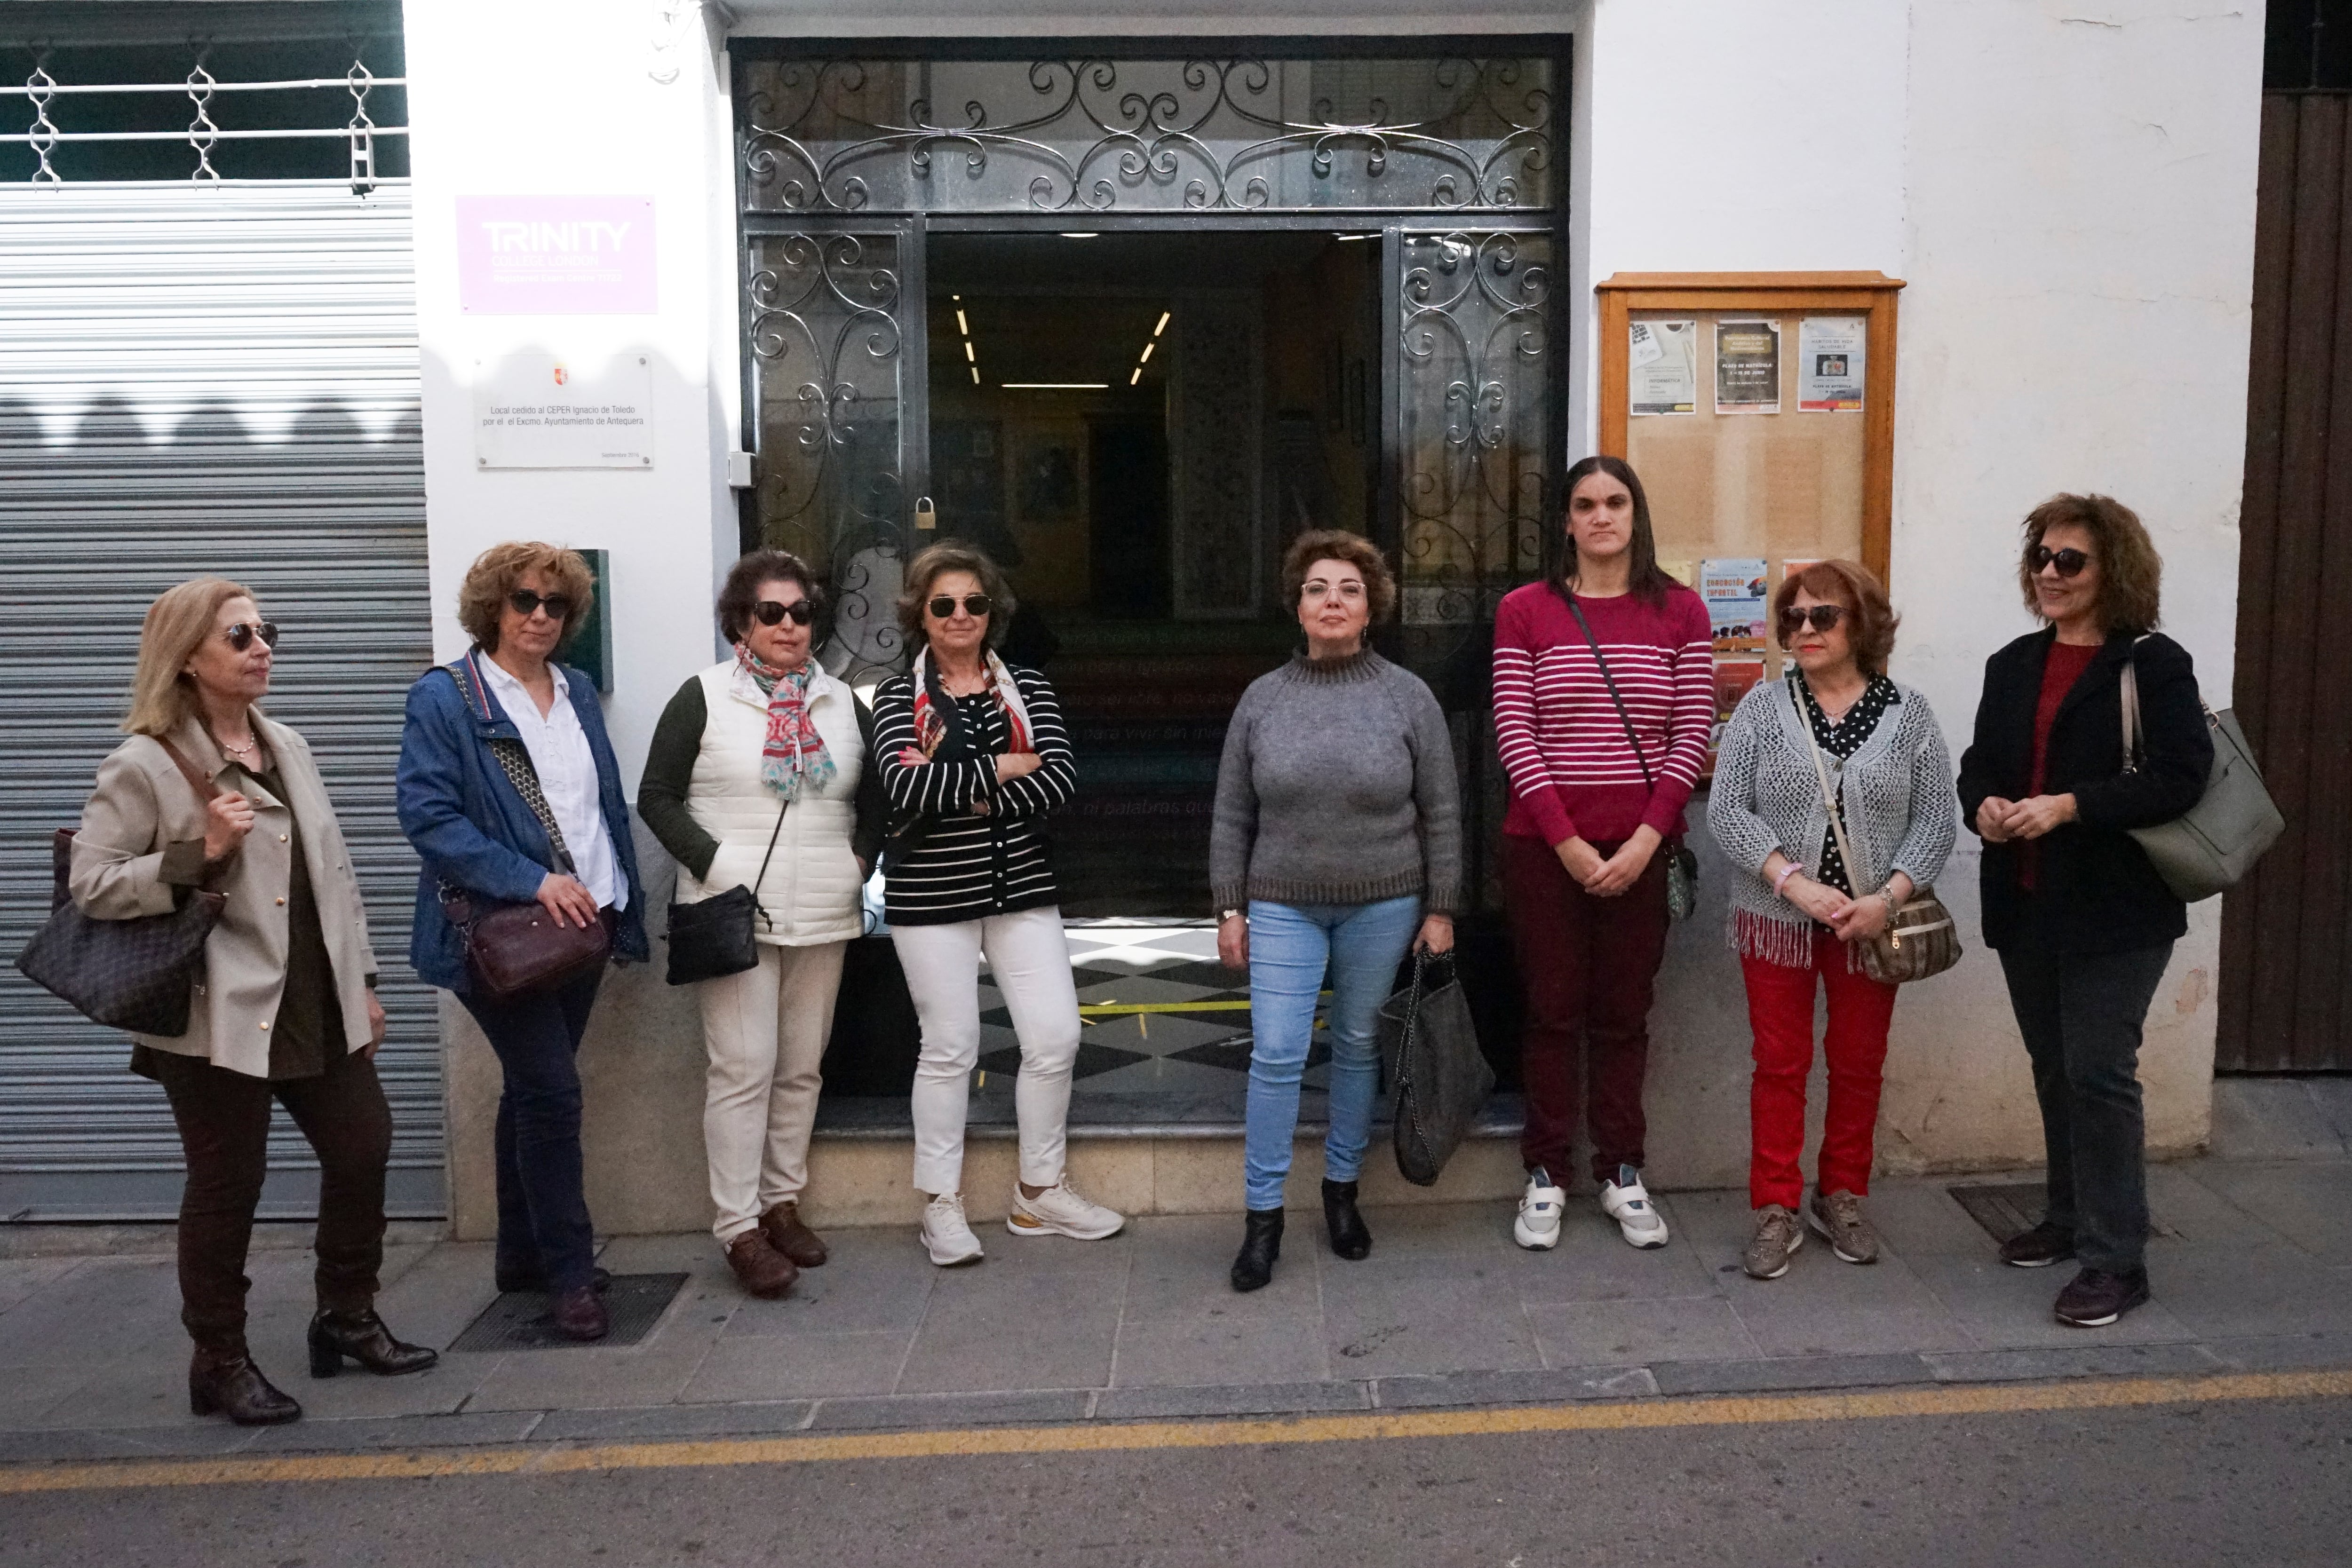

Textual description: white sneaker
[921,1192,985,1266]
[1600,1164,1669,1249]
[1007,1175,1126,1241]
[1514,1167,1566,1251]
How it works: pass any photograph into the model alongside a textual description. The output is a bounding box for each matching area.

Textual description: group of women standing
[70,461,2209,1425]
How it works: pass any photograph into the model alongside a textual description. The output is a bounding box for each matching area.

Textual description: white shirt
[478,655,628,911]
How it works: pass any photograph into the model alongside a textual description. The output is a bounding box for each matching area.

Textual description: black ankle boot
[1322,1179,1372,1261]
[309,1306,439,1378]
[189,1347,301,1425]
[1231,1208,1284,1293]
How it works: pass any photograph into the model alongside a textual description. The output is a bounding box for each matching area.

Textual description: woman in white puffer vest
[639,550,885,1299]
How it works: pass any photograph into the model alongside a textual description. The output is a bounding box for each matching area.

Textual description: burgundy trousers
[1502,833,1671,1184]
[1739,930,1899,1212]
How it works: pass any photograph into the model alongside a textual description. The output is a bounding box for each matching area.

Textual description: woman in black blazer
[1956,494,2210,1330]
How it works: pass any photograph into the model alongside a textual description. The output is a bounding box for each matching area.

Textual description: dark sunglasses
[927,593,993,619]
[507,590,574,620]
[2028,545,2092,578]
[754,598,814,627]
[223,620,280,652]
[1776,605,1846,637]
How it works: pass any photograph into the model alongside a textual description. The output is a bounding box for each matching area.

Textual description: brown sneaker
[725,1229,800,1299]
[1743,1204,1803,1280]
[1806,1188,1881,1265]
[760,1201,829,1268]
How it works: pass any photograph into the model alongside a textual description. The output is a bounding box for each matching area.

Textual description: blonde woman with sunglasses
[71,577,433,1426]
[638,550,886,1300]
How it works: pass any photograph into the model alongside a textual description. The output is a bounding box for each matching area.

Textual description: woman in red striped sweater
[1492,455,1713,1252]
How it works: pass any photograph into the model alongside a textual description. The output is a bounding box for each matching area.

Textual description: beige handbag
[1795,684,1961,985]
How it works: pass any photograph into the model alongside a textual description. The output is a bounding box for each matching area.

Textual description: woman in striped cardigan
[1491,455,1714,1255]
[871,544,1125,1266]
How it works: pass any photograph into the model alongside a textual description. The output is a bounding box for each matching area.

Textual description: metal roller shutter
[0,182,439,1220]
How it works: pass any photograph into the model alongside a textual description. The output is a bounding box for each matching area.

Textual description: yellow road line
[2,1369,2346,1495]
[1077,1000,1255,1016]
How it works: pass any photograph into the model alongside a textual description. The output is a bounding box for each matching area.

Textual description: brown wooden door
[2220,90,2352,1070]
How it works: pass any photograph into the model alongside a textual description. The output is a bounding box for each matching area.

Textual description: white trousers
[698,939,847,1243]
[892,906,1081,1195]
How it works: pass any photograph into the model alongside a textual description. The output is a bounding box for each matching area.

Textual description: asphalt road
[5,1390,2351,1567]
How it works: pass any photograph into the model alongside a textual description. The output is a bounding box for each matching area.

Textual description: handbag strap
[746,801,788,931]
[153,736,222,806]
[1560,593,1657,792]
[1791,679,1875,897]
[445,658,578,877]
[2118,635,2151,776]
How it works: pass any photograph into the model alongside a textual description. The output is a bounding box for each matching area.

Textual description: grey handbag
[1378,951,1495,1187]
[2120,653,2285,903]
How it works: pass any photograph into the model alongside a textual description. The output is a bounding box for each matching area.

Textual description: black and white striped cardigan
[870,663,1075,927]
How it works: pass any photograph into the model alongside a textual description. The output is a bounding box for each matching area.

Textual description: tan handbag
[1794,684,1961,985]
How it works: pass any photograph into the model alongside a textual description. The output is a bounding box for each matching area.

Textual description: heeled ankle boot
[189,1346,302,1425]
[1230,1208,1284,1293]
[309,1306,439,1378]
[1322,1179,1372,1261]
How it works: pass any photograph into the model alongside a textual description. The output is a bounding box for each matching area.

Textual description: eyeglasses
[1776,605,1847,637]
[1301,579,1366,601]
[2029,546,2092,578]
[754,598,814,627]
[222,621,280,652]
[508,590,574,620]
[926,593,993,619]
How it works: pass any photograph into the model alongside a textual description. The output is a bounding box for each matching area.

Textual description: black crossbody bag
[665,803,788,986]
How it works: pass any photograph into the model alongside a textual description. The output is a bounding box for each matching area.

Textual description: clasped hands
[1974,793,2078,843]
[1554,826,1660,899]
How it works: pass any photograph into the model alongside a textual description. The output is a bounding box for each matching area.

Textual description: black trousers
[459,965,606,1293]
[151,1044,392,1356]
[1997,940,2173,1274]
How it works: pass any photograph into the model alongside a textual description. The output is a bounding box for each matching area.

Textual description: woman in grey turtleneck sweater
[1209,530,1462,1292]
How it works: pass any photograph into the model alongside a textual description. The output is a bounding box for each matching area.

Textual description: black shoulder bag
[1561,595,1699,921]
[665,802,787,986]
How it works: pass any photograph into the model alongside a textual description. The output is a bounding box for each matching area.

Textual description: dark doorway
[1088,418,1171,618]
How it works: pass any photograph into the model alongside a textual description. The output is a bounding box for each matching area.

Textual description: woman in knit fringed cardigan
[1208,530,1462,1294]
[1708,560,1955,1283]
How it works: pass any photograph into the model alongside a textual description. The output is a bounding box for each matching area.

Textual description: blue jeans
[1243,896,1422,1212]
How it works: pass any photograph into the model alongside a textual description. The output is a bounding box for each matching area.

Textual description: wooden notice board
[1597,271,1902,593]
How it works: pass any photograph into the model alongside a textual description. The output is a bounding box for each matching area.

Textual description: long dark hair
[1548,454,1675,606]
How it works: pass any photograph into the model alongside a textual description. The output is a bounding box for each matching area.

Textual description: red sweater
[1491,581,1714,846]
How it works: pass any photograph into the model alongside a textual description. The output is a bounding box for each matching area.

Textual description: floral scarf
[736,644,837,802]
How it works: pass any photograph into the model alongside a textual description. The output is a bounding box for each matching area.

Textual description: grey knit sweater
[1209,650,1463,915]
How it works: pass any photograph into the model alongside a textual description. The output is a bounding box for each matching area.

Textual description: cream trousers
[891,906,1080,1195]
[698,939,847,1243]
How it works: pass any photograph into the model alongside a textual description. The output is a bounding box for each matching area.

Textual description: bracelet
[1772,863,1803,899]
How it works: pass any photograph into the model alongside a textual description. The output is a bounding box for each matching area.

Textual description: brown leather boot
[551,1284,610,1342]
[759,1201,829,1268]
[309,1306,439,1378]
[189,1346,302,1425]
[726,1229,800,1299]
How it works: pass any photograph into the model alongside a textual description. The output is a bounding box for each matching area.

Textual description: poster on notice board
[1711,658,1768,758]
[1715,319,1781,413]
[1629,319,1699,415]
[1701,557,1770,653]
[1797,317,1867,411]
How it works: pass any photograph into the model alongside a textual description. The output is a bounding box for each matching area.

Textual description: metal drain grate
[447,1272,687,1353]
[1948,1182,2177,1243]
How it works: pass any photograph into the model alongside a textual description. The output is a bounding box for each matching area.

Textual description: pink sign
[456,196,656,315]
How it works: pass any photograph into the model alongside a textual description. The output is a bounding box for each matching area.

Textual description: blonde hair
[125,576,258,736]
[457,542,596,654]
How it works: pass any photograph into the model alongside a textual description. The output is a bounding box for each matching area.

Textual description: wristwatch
[1218,908,1243,922]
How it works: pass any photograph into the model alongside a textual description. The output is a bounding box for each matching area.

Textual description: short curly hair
[716,549,826,644]
[2019,493,2163,635]
[896,543,1015,652]
[457,541,594,655]
[1774,559,1899,676]
[1279,529,1396,623]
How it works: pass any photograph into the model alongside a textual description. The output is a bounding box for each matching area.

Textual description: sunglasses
[927,593,993,619]
[223,620,280,652]
[2028,546,2092,578]
[754,598,815,627]
[507,590,574,620]
[1776,605,1847,637]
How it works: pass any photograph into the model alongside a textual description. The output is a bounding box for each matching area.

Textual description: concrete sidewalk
[6,1084,2352,1465]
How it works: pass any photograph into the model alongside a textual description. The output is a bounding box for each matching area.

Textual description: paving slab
[893,1269,1122,1395]
[2201,1330,2352,1373]
[2182,1161,2352,1265]
[1119,1213,1322,1320]
[1110,1311,1330,1388]
[681,1330,911,1402]
[532,1400,815,1441]
[1710,1246,1976,1359]
[1527,1297,1760,1369]
[461,1342,715,1413]
[719,1231,938,1338]
[1905,1251,2199,1351]
[1319,1269,1541,1379]
[2208,1078,2342,1161]
[0,1258,81,1317]
[1922,1343,2223,1383]
[2142,1243,2352,1341]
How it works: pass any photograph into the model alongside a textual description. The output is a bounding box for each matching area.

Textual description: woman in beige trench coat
[70,577,435,1426]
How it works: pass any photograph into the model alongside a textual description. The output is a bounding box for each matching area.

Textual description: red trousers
[1740,928,1898,1211]
[1502,833,1670,1184]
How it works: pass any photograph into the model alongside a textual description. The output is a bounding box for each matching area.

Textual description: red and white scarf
[734,644,836,802]
[903,647,1033,770]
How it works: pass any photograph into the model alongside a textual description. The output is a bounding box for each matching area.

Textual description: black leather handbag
[16,737,228,1036]
[665,802,787,986]
[1378,950,1495,1187]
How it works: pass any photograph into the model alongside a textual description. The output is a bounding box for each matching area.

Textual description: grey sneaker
[1743,1204,1803,1280]
[1806,1188,1880,1265]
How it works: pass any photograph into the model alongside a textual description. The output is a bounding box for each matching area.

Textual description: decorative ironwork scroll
[746,229,910,678]
[738,56,1554,214]
[1396,230,1551,628]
